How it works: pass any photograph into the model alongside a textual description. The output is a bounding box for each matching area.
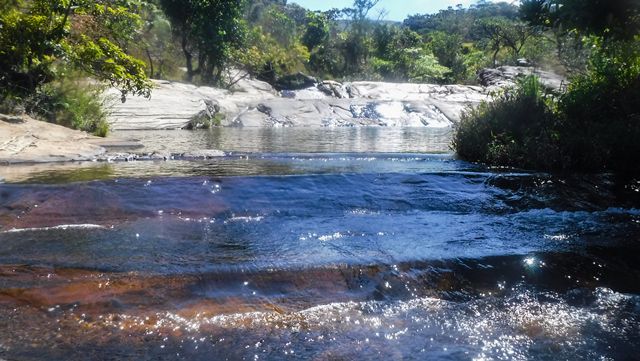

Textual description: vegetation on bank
[453,0,640,174]
[1,0,565,136]
[0,0,152,135]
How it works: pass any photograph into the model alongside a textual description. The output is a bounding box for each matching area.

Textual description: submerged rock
[181,150,226,159]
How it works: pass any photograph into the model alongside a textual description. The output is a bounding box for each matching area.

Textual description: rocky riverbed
[106,66,564,130]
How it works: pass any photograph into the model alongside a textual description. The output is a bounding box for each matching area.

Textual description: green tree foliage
[0,0,151,101]
[159,0,244,84]
[428,31,468,81]
[302,12,330,51]
[130,1,182,80]
[405,50,451,83]
[477,17,540,66]
[369,25,451,83]
[404,1,520,39]
[556,38,640,172]
[341,0,380,74]
[234,1,312,84]
[232,24,309,84]
[256,5,297,46]
[520,0,640,39]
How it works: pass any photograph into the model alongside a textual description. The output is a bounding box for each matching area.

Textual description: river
[0,128,639,360]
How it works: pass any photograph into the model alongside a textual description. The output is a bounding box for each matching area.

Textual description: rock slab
[107,79,492,129]
[0,114,107,164]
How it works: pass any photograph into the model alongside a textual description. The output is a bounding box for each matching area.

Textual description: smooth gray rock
[0,113,107,164]
[478,66,566,90]
[107,68,561,130]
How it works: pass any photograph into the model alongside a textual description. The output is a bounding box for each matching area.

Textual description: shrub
[452,75,562,170]
[454,40,640,174]
[0,76,111,137]
[34,78,111,137]
[556,39,640,173]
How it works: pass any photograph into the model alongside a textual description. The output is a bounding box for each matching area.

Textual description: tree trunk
[181,34,194,82]
[145,48,154,78]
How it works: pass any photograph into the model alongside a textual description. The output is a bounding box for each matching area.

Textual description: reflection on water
[112,127,453,154]
[0,128,639,360]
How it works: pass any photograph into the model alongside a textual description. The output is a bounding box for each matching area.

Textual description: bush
[37,79,111,137]
[454,40,640,174]
[0,76,111,137]
[556,39,640,173]
[452,75,562,170]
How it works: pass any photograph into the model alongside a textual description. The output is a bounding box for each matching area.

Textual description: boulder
[317,80,349,99]
[274,72,317,91]
[106,67,565,130]
[106,79,278,130]
[478,66,566,90]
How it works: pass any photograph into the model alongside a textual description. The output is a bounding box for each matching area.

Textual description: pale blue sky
[290,0,482,21]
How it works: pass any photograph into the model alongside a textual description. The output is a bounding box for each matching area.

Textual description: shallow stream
[0,128,639,360]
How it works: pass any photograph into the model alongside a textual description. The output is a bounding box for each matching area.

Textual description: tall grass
[40,79,111,137]
[0,75,111,137]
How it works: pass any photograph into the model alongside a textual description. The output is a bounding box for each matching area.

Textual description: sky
[290,0,482,22]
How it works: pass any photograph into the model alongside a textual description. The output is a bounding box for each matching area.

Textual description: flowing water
[0,128,639,360]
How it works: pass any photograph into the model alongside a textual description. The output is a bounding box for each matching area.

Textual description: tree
[404,2,520,39]
[405,49,451,83]
[520,0,640,73]
[257,5,297,46]
[0,0,151,101]
[302,12,329,52]
[477,17,539,66]
[520,0,640,40]
[132,1,180,79]
[159,0,245,84]
[428,31,467,81]
[341,0,380,73]
[233,24,309,84]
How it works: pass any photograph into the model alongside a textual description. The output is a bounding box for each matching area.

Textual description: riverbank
[0,113,109,164]
[1,66,563,165]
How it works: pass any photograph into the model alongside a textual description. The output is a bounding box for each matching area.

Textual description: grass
[1,76,111,137]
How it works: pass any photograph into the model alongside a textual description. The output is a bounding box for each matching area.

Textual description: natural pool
[0,128,639,360]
